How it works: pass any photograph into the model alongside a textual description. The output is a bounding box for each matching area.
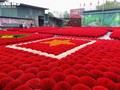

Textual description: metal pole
[102,0,105,26]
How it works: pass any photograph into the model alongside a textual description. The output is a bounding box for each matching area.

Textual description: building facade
[0,3,47,28]
[44,14,63,27]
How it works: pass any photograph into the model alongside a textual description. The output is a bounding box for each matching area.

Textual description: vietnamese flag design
[19,38,89,55]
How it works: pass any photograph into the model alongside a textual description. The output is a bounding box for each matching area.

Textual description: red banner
[70,8,84,18]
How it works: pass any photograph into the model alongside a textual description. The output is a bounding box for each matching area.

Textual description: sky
[9,0,120,13]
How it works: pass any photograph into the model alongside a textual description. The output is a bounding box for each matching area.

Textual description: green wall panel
[82,11,120,26]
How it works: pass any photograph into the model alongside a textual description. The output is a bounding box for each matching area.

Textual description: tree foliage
[96,1,120,10]
[63,11,70,19]
[48,12,54,17]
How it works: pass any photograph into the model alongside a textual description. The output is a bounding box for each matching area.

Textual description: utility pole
[101,0,105,26]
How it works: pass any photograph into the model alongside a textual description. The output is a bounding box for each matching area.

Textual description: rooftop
[20,3,48,10]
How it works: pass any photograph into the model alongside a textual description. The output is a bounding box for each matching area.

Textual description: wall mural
[82,13,120,26]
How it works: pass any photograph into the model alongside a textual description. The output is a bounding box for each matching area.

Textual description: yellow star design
[1,35,13,38]
[41,39,75,46]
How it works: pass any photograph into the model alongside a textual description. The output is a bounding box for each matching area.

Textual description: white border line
[6,37,96,59]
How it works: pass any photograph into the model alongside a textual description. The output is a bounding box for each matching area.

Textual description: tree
[63,11,70,19]
[48,12,54,17]
[96,1,120,10]
[58,13,63,18]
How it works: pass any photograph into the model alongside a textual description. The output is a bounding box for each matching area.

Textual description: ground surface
[0,27,120,90]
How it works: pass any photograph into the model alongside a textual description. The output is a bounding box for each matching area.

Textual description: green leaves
[96,1,120,10]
